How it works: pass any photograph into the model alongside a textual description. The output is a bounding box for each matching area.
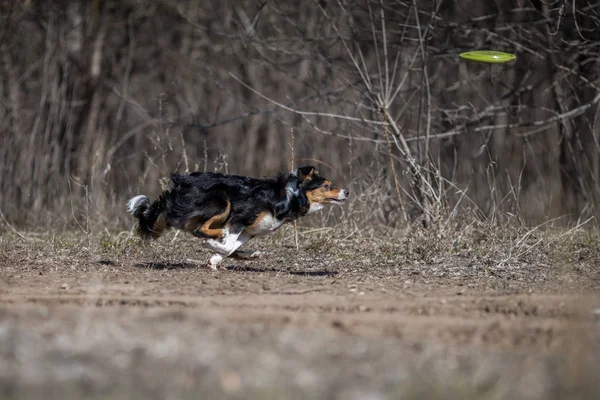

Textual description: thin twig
[67,176,90,236]
[180,131,190,173]
[290,127,299,251]
[0,207,40,242]
[406,92,600,142]
[280,287,329,295]
[380,106,407,221]
[229,72,385,126]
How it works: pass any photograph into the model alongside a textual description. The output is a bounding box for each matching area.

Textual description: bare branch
[229,72,386,126]
[406,92,600,143]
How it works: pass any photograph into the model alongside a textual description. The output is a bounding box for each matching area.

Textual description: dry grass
[2,219,599,292]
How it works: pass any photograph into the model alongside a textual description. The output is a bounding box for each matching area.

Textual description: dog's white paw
[247,250,262,259]
[208,254,223,270]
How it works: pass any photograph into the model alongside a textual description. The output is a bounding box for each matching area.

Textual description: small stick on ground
[290,127,299,251]
[280,287,329,295]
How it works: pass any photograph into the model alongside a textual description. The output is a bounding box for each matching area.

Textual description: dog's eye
[323,184,331,190]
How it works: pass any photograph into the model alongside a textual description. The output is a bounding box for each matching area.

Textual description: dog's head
[294,165,349,214]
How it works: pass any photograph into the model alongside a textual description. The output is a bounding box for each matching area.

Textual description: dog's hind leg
[230,249,261,260]
[187,201,231,240]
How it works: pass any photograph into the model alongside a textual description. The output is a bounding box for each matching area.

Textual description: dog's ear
[296,165,318,185]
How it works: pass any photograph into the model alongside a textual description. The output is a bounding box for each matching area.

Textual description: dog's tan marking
[152,213,167,237]
[249,211,269,228]
[246,211,285,235]
[200,201,231,239]
[303,170,315,184]
[186,201,231,239]
[298,167,319,185]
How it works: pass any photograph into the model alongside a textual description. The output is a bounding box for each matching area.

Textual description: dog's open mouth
[324,198,347,205]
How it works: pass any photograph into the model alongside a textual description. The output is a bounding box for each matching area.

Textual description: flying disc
[459,50,516,64]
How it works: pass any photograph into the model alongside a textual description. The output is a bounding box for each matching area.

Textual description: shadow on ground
[225,265,338,277]
[135,262,199,270]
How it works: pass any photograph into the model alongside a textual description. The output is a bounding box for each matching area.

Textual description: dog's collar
[295,193,309,215]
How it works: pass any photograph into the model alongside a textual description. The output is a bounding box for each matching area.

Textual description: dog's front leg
[203,228,253,270]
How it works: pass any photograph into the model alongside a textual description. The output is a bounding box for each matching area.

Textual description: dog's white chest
[307,202,324,214]
[246,213,285,236]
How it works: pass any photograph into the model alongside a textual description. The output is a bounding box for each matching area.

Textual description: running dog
[127,166,349,269]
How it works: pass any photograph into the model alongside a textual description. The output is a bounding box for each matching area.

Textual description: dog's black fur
[133,170,308,240]
[127,165,349,268]
[132,165,347,233]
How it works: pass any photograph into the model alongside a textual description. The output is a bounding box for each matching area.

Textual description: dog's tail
[126,194,168,240]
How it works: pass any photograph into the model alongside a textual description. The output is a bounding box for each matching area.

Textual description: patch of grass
[2,219,600,291]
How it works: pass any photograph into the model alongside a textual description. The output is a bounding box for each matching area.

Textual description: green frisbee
[459,50,516,64]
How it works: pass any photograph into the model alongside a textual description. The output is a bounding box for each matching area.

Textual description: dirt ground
[1,229,599,399]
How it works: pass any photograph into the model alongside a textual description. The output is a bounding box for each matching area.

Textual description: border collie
[127,166,349,269]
